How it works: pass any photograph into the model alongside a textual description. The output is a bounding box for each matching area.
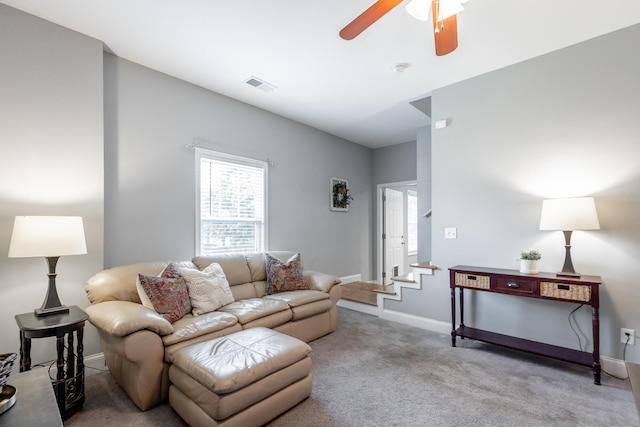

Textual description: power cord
[605,335,631,380]
[568,304,630,381]
[568,304,585,351]
[31,343,108,382]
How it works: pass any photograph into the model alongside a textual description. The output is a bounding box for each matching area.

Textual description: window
[196,149,267,255]
[407,190,418,256]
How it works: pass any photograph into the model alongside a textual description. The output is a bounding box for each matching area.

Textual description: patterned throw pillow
[137,270,191,323]
[179,263,235,315]
[161,262,182,279]
[265,253,309,294]
[137,263,183,309]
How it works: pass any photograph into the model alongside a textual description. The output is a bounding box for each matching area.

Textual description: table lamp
[539,197,599,277]
[8,216,87,316]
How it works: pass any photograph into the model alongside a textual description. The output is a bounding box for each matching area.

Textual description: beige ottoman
[169,327,312,427]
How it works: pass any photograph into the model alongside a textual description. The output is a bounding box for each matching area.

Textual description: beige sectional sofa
[84,251,341,411]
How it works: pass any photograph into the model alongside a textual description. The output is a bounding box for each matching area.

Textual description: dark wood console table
[0,368,63,427]
[449,265,602,384]
[15,306,88,419]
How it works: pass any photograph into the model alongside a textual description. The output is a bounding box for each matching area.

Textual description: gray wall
[416,126,432,263]
[0,5,105,360]
[104,55,373,278]
[372,141,417,185]
[371,141,418,279]
[402,24,640,362]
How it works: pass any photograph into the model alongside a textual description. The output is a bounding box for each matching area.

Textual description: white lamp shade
[539,197,600,231]
[8,216,87,258]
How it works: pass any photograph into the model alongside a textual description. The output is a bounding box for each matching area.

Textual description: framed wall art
[330,177,353,212]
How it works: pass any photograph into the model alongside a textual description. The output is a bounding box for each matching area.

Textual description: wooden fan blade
[432,1,458,56]
[340,0,404,40]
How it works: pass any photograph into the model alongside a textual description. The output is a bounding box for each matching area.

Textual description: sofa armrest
[85,300,174,337]
[304,270,341,293]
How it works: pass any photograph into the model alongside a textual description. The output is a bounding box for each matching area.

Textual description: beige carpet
[67,307,638,426]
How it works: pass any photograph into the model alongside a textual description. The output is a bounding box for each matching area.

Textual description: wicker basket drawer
[540,282,591,302]
[455,272,490,289]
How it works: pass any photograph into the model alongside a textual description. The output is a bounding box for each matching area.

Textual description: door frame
[376,180,417,284]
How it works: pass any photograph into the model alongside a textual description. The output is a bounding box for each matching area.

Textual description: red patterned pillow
[265,253,309,294]
[137,272,191,323]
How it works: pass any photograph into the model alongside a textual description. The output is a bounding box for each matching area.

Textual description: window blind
[197,151,266,255]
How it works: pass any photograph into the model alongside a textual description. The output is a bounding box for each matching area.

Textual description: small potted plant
[519,250,541,274]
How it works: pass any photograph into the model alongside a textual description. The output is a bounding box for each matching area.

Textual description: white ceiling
[3,1,640,148]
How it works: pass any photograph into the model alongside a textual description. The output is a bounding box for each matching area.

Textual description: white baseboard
[380,309,451,335]
[339,274,361,284]
[85,352,106,371]
[601,355,629,379]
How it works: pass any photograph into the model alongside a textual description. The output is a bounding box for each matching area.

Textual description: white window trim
[195,148,268,255]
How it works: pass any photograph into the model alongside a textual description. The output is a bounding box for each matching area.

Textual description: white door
[384,188,404,285]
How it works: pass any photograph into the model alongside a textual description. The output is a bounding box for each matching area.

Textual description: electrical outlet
[621,328,635,345]
[445,227,457,239]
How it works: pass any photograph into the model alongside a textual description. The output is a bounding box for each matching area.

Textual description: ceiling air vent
[245,76,277,92]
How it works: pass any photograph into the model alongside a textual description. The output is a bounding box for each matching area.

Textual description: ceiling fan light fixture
[434,0,465,23]
[407,0,466,23]
[405,0,430,22]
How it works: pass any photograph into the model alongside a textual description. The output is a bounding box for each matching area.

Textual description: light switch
[435,119,447,129]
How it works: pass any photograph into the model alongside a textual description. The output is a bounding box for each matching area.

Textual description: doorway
[377,181,418,285]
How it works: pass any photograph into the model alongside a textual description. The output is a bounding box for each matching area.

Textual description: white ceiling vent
[245,76,277,92]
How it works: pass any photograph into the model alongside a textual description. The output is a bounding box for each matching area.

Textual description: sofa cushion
[265,253,309,294]
[162,311,239,346]
[289,299,333,321]
[192,254,251,286]
[179,263,235,315]
[217,298,290,325]
[246,251,296,282]
[240,309,293,330]
[264,289,329,307]
[137,273,191,323]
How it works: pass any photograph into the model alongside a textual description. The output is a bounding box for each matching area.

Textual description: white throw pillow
[179,263,235,315]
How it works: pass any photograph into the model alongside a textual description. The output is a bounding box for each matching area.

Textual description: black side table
[15,306,88,419]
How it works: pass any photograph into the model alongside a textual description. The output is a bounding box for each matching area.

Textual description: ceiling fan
[339,0,468,56]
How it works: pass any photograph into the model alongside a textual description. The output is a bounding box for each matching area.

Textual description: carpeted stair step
[340,281,395,306]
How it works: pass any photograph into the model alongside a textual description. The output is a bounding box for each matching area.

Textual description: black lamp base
[34,305,69,317]
[35,256,69,317]
[556,271,581,278]
[556,230,581,278]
